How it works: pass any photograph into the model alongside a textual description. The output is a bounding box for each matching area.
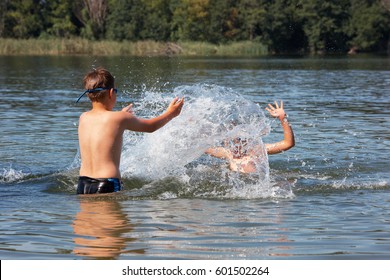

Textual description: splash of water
[120,84,287,199]
[0,167,31,183]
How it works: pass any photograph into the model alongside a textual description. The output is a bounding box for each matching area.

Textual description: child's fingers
[122,104,133,112]
[175,97,185,108]
[170,97,182,106]
[266,107,277,117]
[267,103,275,110]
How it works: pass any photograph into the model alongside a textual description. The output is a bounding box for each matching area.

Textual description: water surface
[0,55,389,259]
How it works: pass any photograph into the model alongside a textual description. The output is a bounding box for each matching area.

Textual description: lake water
[0,55,389,260]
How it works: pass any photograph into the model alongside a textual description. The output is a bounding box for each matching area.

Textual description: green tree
[1,0,389,55]
[300,0,350,53]
[106,0,139,41]
[3,0,45,38]
[261,0,306,53]
[237,0,267,41]
[170,0,210,41]
[0,0,9,37]
[45,0,77,37]
[72,0,108,39]
[138,0,173,41]
[205,0,242,43]
[347,0,390,52]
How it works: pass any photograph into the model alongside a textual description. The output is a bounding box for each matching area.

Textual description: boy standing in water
[76,67,184,194]
[205,101,295,173]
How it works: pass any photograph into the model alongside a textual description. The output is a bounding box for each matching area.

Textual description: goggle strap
[76,88,115,103]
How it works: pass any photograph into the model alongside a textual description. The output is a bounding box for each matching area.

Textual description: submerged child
[76,67,184,194]
[205,101,295,173]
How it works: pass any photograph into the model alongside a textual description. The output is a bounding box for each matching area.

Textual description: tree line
[1,0,389,54]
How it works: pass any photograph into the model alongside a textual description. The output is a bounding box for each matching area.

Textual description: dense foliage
[1,0,389,54]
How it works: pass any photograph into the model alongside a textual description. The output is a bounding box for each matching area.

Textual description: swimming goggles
[76,87,118,103]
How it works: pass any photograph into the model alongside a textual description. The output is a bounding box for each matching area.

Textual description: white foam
[0,167,30,183]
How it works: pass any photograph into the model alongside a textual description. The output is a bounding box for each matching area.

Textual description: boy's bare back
[78,109,127,178]
[79,98,183,179]
[77,68,183,193]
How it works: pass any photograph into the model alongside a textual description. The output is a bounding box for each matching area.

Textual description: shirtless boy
[76,67,184,194]
[205,101,295,173]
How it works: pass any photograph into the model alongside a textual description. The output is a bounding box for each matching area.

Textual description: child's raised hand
[167,97,185,117]
[122,104,134,114]
[266,101,286,120]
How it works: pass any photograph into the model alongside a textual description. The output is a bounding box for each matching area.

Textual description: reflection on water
[72,196,143,259]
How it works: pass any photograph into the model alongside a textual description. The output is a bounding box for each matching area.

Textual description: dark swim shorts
[77,176,123,194]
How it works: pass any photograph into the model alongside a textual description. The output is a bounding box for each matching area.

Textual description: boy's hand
[122,104,134,114]
[167,97,184,117]
[266,101,286,121]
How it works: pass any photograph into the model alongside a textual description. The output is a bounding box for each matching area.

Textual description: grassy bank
[0,38,268,56]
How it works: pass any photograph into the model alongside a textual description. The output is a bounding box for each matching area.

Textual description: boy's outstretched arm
[205,147,230,159]
[265,101,295,155]
[122,97,184,132]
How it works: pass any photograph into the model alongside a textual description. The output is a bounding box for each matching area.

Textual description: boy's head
[83,67,115,102]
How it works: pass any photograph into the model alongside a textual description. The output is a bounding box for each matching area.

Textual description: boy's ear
[109,88,114,99]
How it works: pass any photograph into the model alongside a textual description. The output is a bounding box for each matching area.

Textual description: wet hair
[83,67,115,102]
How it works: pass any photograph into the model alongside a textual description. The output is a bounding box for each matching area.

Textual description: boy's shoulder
[80,109,135,127]
[80,109,125,119]
[108,110,136,125]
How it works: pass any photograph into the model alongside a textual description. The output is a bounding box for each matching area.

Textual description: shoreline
[3,38,387,57]
[0,38,269,57]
